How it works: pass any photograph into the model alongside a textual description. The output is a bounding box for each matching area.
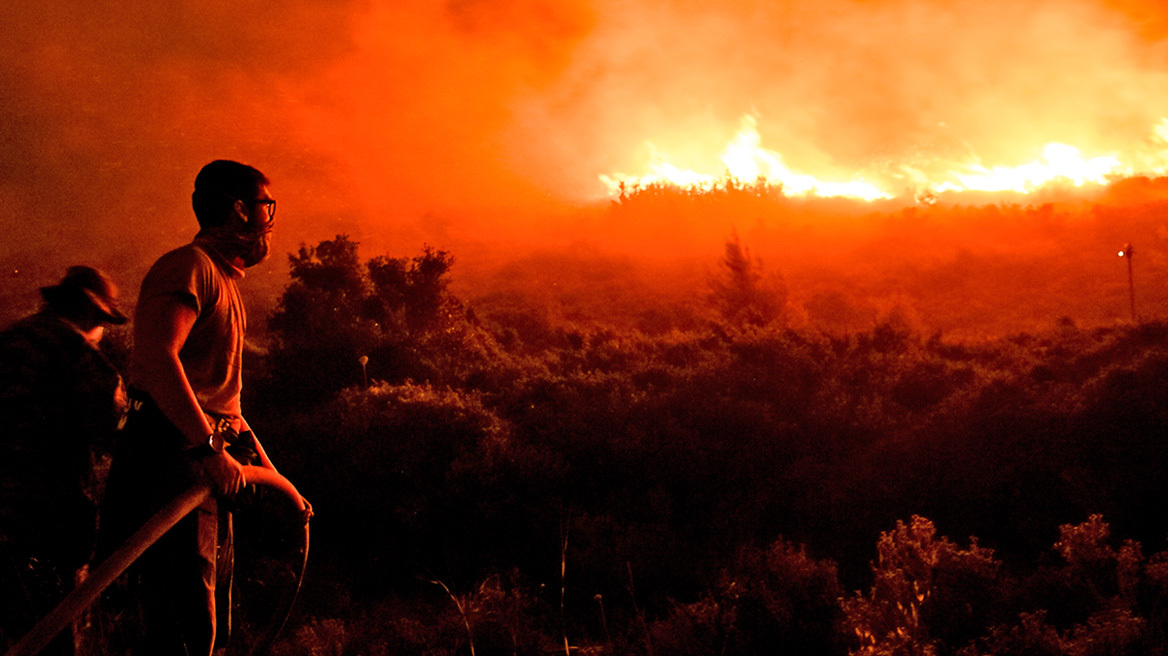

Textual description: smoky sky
[3,0,1168,311]
[515,0,1168,197]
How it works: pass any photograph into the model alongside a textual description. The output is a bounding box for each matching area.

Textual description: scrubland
[205,178,1168,654]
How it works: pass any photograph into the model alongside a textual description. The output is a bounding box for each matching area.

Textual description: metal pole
[1126,243,1136,322]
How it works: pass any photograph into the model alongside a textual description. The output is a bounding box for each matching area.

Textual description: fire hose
[4,466,309,656]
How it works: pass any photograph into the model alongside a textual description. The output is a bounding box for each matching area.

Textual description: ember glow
[601,115,1168,201]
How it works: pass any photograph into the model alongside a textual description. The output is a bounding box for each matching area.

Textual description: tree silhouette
[708,234,787,326]
[262,235,460,407]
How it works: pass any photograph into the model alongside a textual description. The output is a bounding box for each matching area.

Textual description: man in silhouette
[0,266,128,655]
[101,160,305,655]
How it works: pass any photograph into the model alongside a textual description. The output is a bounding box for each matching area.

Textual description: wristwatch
[187,431,224,459]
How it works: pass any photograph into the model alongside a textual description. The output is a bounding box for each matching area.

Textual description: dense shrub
[269,381,526,592]
[260,236,516,408]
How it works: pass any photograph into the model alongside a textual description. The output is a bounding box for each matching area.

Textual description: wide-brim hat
[40,265,128,325]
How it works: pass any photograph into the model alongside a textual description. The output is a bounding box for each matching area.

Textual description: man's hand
[199,449,245,497]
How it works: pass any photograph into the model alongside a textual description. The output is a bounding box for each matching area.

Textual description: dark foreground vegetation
[208,229,1168,656]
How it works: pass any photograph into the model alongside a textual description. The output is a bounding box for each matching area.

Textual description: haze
[4,0,1168,335]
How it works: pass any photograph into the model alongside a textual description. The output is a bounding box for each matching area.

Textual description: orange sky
[3,0,1168,330]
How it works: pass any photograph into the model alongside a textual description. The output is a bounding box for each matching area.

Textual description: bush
[272,382,518,592]
[844,516,1002,656]
[650,538,846,656]
[262,236,505,408]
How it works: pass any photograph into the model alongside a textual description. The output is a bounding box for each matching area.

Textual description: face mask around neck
[200,223,273,268]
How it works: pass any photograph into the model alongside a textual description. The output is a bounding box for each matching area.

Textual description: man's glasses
[252,199,276,222]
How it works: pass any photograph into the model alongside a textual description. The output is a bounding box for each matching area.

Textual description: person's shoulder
[1,312,42,335]
[151,242,215,273]
[0,312,73,362]
[143,242,223,287]
[2,312,66,339]
[139,242,219,307]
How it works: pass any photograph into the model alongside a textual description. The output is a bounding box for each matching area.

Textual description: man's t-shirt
[130,238,246,418]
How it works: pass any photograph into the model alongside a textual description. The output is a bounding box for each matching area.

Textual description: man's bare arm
[134,293,243,495]
[246,429,312,520]
[133,294,211,445]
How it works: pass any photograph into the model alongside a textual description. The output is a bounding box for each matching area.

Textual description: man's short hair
[191,160,270,228]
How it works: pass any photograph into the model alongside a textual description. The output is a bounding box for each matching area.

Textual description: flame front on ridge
[601,115,1168,201]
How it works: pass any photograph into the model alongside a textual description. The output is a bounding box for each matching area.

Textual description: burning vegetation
[600,114,1168,201]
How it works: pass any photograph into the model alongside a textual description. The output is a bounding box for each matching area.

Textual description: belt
[127,388,243,438]
[208,414,244,437]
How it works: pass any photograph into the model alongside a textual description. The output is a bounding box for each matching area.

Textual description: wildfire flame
[601,115,1168,201]
[926,143,1122,194]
